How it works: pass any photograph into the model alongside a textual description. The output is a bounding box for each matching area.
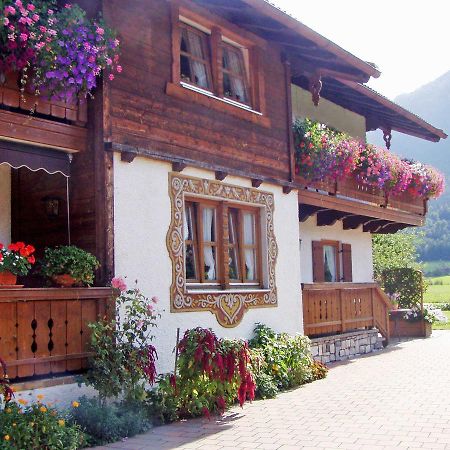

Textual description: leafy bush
[0,401,84,450]
[40,246,100,286]
[148,328,255,422]
[249,324,314,390]
[254,373,278,400]
[69,397,150,447]
[83,279,159,403]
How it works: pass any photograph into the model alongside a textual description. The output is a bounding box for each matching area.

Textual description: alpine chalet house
[0,0,446,381]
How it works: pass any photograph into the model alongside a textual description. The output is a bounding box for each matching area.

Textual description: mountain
[369,71,450,268]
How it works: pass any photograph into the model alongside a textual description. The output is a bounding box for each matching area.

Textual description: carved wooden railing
[302,283,390,344]
[296,175,427,217]
[0,288,113,380]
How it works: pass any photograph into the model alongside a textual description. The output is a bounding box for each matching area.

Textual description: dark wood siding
[103,0,290,182]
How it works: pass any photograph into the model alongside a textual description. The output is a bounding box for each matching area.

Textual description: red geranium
[0,241,36,276]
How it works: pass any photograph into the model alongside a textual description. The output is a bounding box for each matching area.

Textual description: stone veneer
[310,329,384,364]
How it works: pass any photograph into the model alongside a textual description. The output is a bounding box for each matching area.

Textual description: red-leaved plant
[151,328,255,421]
[0,356,14,407]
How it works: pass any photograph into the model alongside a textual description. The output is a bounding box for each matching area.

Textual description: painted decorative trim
[167,173,278,327]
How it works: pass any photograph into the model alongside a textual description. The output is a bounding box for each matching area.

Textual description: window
[168,174,277,327]
[179,24,212,90]
[312,240,352,283]
[184,199,262,288]
[222,43,249,104]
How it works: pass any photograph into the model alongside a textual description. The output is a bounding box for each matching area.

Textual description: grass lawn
[424,275,450,303]
[433,311,450,330]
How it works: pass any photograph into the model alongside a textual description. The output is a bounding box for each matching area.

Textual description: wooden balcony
[296,175,427,232]
[302,283,390,343]
[0,72,88,153]
[0,288,113,380]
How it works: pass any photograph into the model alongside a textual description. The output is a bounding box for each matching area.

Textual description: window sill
[166,82,271,128]
[186,287,270,295]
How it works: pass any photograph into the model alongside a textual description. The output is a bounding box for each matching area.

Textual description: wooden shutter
[341,243,353,282]
[312,241,324,282]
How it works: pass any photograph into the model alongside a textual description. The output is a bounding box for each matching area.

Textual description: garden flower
[111,276,127,292]
[72,401,80,408]
[4,435,10,441]
[36,394,44,400]
[18,398,28,405]
[58,419,65,426]
[39,406,47,413]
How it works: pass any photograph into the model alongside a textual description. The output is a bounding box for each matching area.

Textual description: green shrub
[254,373,278,399]
[249,324,314,390]
[148,328,255,422]
[0,401,84,450]
[39,246,100,286]
[69,397,150,447]
[83,280,158,402]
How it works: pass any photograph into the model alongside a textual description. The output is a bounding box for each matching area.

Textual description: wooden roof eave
[339,79,447,142]
[240,0,381,81]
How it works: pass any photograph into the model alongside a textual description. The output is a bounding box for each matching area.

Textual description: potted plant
[40,245,99,287]
[0,242,36,286]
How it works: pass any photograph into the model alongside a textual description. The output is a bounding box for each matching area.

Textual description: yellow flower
[72,401,80,408]
[58,419,65,427]
[5,408,11,414]
[37,394,44,401]
[30,422,34,427]
[12,423,16,428]
[39,406,47,413]
[4,435,10,441]
[18,399,28,405]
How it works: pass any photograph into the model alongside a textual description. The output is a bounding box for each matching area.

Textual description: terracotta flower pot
[52,274,77,288]
[0,271,17,286]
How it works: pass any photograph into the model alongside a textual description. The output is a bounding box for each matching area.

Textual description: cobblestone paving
[94,331,450,450]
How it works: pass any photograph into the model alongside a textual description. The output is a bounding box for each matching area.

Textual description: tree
[372,232,423,282]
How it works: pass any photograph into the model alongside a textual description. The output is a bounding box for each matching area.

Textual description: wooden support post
[339,288,345,333]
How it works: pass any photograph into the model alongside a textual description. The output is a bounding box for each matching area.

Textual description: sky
[272,0,450,100]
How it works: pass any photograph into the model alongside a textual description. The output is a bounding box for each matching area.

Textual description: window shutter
[312,241,324,282]
[342,243,353,282]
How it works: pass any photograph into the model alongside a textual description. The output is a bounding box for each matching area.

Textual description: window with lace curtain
[184,199,262,287]
[179,23,212,90]
[222,42,249,104]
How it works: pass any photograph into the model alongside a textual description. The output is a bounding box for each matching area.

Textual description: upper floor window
[180,24,212,90]
[184,198,262,288]
[222,43,249,104]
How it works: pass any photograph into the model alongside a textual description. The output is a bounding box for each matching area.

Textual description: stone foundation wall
[311,329,383,364]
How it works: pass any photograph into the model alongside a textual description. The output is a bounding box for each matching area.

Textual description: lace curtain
[203,207,216,280]
[323,245,337,282]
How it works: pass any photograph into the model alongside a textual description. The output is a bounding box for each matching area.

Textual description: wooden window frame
[179,22,214,91]
[167,0,269,127]
[185,197,263,290]
[221,42,251,107]
[312,240,353,283]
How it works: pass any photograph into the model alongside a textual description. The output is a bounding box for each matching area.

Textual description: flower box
[389,317,431,338]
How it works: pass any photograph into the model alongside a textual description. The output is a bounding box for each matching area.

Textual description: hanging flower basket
[1,0,122,102]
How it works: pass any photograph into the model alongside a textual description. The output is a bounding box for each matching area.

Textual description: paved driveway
[96,331,450,450]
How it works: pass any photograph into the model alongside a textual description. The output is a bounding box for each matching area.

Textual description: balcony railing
[302,283,390,343]
[0,288,113,380]
[296,175,427,217]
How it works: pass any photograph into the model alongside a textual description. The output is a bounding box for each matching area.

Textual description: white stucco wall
[292,85,367,140]
[0,164,11,244]
[299,215,374,284]
[114,155,303,373]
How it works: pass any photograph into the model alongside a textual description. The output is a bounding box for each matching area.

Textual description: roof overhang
[191,0,380,83]
[293,76,447,142]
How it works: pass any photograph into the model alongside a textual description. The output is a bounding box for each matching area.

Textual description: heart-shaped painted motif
[219,294,244,325]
